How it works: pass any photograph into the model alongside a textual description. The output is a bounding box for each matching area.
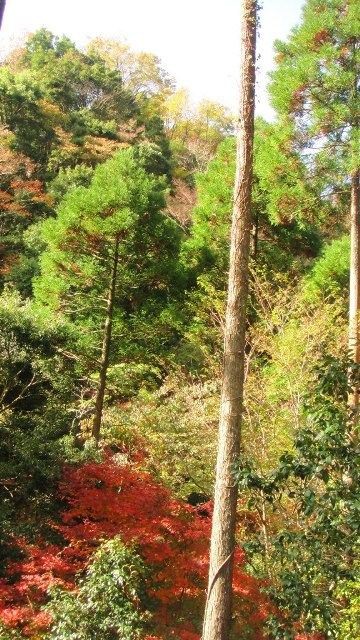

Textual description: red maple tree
[0,453,270,639]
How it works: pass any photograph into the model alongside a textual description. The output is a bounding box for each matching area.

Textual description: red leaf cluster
[0,455,270,639]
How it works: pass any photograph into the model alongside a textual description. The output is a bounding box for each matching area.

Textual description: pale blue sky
[0,0,304,119]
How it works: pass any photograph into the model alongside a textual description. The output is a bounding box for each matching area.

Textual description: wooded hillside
[0,1,359,638]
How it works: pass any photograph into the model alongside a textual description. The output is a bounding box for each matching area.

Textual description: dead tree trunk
[0,1,6,31]
[92,235,120,443]
[202,1,257,639]
[349,169,360,409]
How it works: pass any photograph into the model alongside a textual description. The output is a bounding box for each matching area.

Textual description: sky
[0,0,305,119]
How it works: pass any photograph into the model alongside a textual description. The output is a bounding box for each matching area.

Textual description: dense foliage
[236,356,360,639]
[0,455,269,639]
[0,0,359,636]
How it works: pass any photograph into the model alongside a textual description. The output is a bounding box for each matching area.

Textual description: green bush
[337,569,360,640]
[47,537,146,640]
[236,356,360,638]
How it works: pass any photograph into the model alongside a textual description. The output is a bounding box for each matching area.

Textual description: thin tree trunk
[92,236,120,443]
[202,2,257,639]
[349,169,360,409]
[0,0,6,31]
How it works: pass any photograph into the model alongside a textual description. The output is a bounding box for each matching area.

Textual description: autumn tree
[1,30,138,180]
[0,127,53,293]
[0,69,56,169]
[161,89,234,175]
[87,37,174,119]
[34,147,181,442]
[20,30,135,119]
[202,1,258,638]
[270,0,360,403]
[0,30,153,290]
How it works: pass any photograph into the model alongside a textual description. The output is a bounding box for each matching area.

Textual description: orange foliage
[0,454,270,639]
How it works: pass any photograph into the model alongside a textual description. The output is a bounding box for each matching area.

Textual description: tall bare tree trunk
[92,235,120,443]
[349,169,360,409]
[202,2,257,638]
[0,0,6,31]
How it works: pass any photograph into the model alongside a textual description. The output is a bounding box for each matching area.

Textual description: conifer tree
[202,1,257,638]
[270,0,359,402]
[34,147,180,442]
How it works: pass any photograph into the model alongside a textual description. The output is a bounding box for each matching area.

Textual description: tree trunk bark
[349,170,360,409]
[92,235,120,443]
[0,1,6,31]
[202,2,257,639]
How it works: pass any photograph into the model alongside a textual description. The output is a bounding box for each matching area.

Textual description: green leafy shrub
[235,355,360,639]
[337,568,360,640]
[47,537,146,640]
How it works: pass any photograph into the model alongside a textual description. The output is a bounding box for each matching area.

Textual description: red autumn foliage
[0,454,270,639]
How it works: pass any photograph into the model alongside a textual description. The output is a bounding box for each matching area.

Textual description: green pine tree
[34,147,181,442]
[270,0,360,392]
